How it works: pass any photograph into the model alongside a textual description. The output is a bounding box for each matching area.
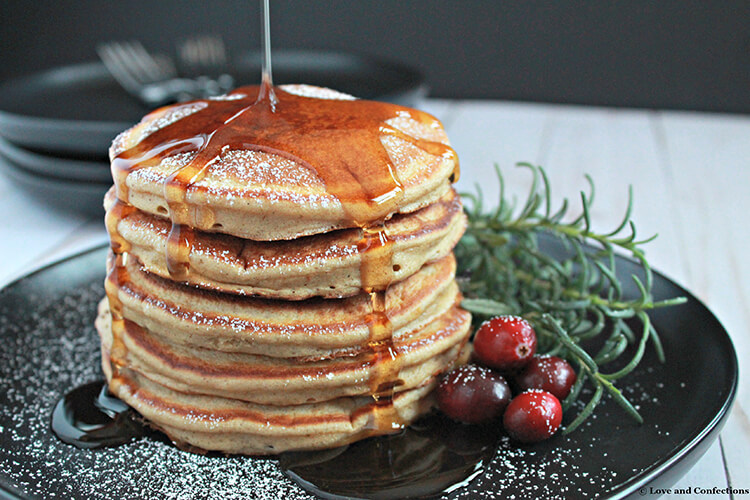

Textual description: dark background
[2,0,749,113]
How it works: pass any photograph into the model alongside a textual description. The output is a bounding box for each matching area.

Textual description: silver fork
[97,40,215,107]
[177,35,235,96]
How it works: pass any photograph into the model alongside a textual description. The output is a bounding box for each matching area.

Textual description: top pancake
[109,84,458,241]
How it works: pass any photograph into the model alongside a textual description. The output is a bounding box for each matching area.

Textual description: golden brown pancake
[101,365,456,455]
[96,297,471,405]
[106,253,461,358]
[105,188,466,299]
[109,85,458,241]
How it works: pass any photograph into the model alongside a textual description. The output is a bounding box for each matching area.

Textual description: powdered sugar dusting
[125,149,335,206]
[206,149,324,190]
[209,92,247,101]
[385,114,449,144]
[111,102,208,157]
[280,84,355,101]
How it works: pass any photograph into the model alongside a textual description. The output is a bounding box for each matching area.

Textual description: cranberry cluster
[437,316,576,443]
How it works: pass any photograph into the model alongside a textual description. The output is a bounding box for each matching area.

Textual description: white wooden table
[1,98,747,498]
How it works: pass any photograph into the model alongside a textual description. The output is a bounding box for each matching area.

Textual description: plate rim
[0,61,134,128]
[608,270,738,498]
[0,156,111,188]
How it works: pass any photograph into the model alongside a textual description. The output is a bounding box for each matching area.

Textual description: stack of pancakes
[96,84,470,454]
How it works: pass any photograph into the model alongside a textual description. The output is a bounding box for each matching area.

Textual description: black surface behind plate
[0,244,738,499]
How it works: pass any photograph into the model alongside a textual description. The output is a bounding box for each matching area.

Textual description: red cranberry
[503,390,563,443]
[515,356,577,400]
[436,364,512,424]
[473,316,537,372]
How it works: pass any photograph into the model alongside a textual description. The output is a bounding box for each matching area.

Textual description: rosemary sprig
[456,162,686,433]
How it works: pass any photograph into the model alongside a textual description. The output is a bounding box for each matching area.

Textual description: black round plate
[0,154,109,218]
[0,50,426,156]
[0,245,737,499]
[0,136,111,183]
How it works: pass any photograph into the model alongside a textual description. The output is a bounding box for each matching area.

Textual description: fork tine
[211,37,225,64]
[109,42,153,84]
[197,38,209,64]
[98,40,183,106]
[178,39,198,69]
[179,35,229,67]
[123,42,157,79]
[202,37,215,64]
[210,36,227,64]
[205,36,219,64]
[97,44,142,92]
[125,41,175,80]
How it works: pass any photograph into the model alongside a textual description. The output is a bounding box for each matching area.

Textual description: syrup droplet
[279,413,499,499]
[50,380,146,449]
[356,223,404,433]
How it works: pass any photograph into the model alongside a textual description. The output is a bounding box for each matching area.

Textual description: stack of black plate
[0,62,130,217]
[0,50,425,217]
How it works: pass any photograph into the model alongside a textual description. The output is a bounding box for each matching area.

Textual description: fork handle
[139,78,207,106]
[140,77,235,106]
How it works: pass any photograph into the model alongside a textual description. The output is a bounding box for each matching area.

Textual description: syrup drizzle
[356,223,404,432]
[102,201,133,387]
[259,0,277,108]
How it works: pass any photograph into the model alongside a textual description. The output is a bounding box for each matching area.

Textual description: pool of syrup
[279,413,498,500]
[50,380,146,449]
[51,381,497,499]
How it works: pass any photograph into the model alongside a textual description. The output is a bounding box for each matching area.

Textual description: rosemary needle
[456,163,686,433]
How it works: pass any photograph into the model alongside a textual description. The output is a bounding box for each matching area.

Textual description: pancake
[106,187,466,299]
[102,366,454,455]
[109,84,459,241]
[97,83,471,455]
[107,253,461,358]
[96,297,471,405]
